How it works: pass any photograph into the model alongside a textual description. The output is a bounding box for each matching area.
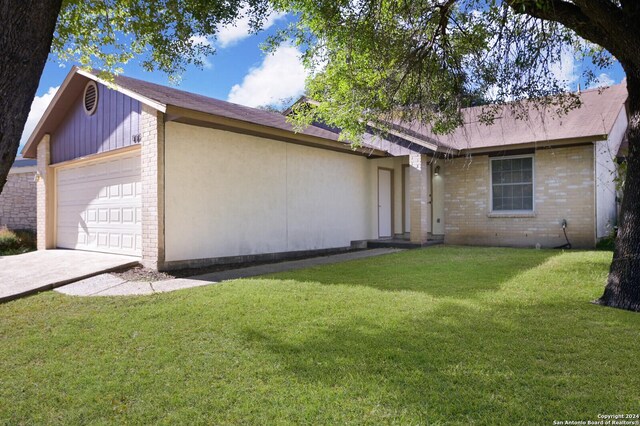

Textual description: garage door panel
[57,182,139,206]
[56,151,142,256]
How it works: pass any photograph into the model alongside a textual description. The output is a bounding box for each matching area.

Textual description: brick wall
[443,145,596,248]
[0,168,37,230]
[140,104,165,268]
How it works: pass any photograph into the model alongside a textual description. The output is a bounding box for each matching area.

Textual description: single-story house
[0,157,37,231]
[21,67,627,269]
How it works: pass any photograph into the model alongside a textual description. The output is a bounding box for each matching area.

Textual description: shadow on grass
[264,246,561,299]
[236,289,639,423]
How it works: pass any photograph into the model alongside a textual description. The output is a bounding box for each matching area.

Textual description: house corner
[140,104,166,270]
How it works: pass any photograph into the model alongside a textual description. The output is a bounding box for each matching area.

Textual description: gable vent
[83,81,98,116]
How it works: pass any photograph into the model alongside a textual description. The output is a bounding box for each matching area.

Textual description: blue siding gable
[51,82,141,164]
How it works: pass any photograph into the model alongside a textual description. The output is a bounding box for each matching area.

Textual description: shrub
[0,227,37,255]
[596,227,617,251]
[596,237,615,251]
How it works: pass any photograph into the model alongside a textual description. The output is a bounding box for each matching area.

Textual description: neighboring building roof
[11,156,37,168]
[388,84,628,153]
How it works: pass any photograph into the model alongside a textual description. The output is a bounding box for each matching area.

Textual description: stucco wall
[164,122,379,262]
[595,108,626,239]
[0,167,37,230]
[443,145,596,248]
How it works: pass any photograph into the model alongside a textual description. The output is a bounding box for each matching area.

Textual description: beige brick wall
[36,135,55,250]
[443,145,596,248]
[140,104,165,268]
[0,168,37,230]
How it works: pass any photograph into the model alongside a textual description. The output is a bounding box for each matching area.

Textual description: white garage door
[56,151,142,256]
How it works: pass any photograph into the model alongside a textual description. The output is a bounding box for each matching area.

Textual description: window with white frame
[491,156,534,211]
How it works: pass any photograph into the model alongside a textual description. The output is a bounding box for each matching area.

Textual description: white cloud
[217,9,286,48]
[19,86,59,148]
[591,72,615,88]
[549,48,579,90]
[227,45,308,107]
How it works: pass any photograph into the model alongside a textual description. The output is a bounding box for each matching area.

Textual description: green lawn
[1,246,638,425]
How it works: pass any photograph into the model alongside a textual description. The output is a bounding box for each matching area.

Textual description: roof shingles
[388,84,627,152]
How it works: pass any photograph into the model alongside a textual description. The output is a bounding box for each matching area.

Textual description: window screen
[491,157,533,211]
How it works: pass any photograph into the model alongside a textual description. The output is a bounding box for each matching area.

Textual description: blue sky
[20,12,626,149]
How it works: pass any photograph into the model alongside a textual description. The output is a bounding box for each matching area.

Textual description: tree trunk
[596,67,640,312]
[0,0,62,194]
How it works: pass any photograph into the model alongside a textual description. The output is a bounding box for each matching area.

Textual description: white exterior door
[56,151,142,256]
[378,168,392,238]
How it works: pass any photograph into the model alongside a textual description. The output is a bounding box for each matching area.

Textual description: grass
[1,246,638,425]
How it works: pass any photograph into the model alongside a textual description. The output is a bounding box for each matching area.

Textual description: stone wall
[0,168,37,230]
[443,144,596,248]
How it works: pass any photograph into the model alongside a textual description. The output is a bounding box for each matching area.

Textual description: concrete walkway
[56,248,403,297]
[57,275,214,296]
[0,250,140,303]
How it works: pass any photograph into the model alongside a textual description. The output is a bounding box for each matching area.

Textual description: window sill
[487,211,536,218]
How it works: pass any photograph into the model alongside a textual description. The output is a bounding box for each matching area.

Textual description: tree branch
[506,0,640,64]
[618,0,640,19]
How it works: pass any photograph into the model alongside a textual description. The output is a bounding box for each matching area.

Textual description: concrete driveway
[0,250,140,303]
